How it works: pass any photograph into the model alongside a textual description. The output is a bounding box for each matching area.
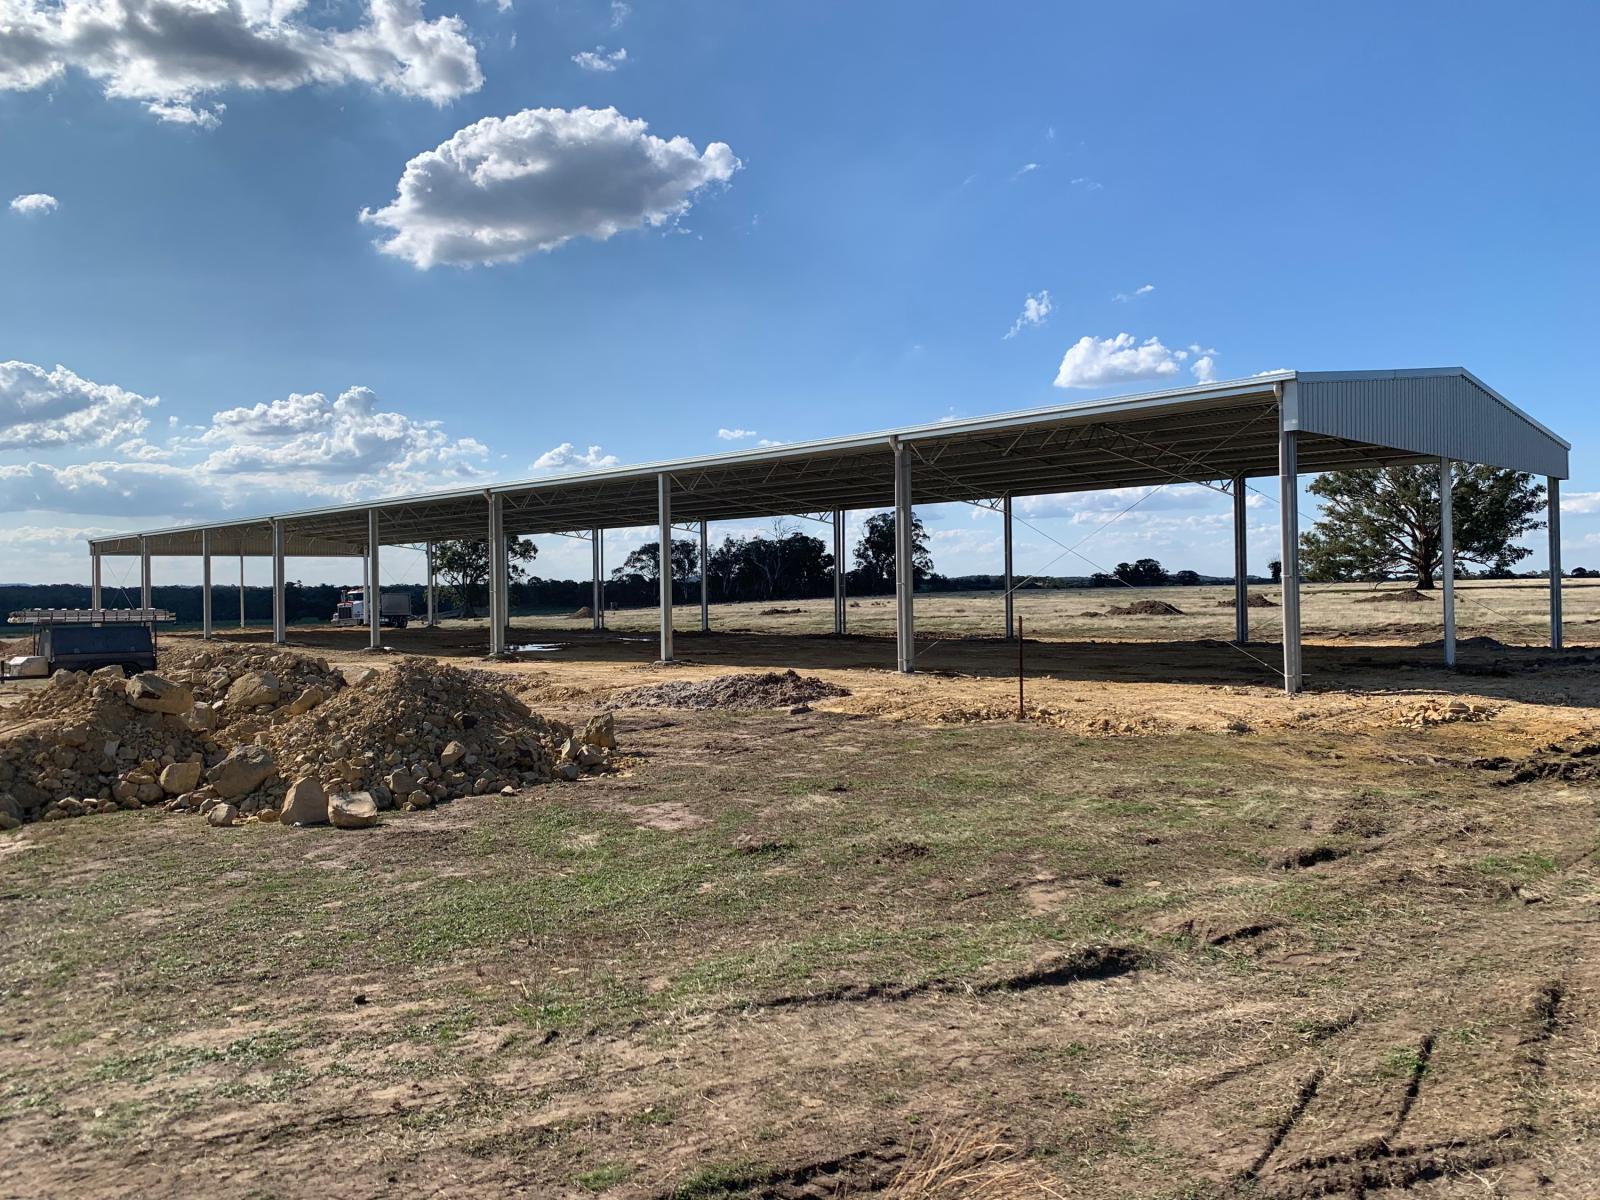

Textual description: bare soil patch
[1104,599,1184,616]
[615,668,849,711]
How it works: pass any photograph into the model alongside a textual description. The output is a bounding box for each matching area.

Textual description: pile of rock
[0,649,618,832]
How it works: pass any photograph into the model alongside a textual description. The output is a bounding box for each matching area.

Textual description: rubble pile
[0,667,211,827]
[0,649,618,832]
[616,669,849,711]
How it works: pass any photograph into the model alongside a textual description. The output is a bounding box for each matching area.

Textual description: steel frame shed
[87,368,1571,693]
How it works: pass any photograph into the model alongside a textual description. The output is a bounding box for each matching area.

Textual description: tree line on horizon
[4,466,1569,623]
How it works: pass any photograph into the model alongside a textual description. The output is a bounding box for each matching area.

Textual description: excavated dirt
[1356,589,1435,604]
[1216,592,1278,608]
[614,668,850,711]
[1104,599,1184,616]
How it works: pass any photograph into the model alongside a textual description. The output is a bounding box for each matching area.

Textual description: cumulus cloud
[608,0,628,27]
[1053,334,1185,389]
[1113,283,1153,302]
[571,45,626,71]
[199,386,487,484]
[1004,289,1052,339]
[717,427,756,441]
[362,106,739,268]
[0,459,213,517]
[0,360,157,449]
[9,192,58,215]
[529,442,619,474]
[0,0,483,126]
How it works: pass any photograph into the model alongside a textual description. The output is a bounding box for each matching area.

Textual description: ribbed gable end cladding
[1293,369,1569,480]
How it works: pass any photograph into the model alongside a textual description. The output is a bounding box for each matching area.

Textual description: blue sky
[3,0,1597,588]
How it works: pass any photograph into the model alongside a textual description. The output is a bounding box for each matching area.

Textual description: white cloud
[9,192,58,215]
[0,0,483,126]
[1190,352,1217,383]
[529,442,618,474]
[1560,492,1600,516]
[361,106,740,269]
[1113,283,1154,302]
[571,45,626,71]
[1004,289,1052,340]
[0,360,157,449]
[717,427,756,441]
[0,460,213,517]
[1053,333,1189,389]
[608,0,629,28]
[199,386,487,484]
[1012,162,1038,180]
[1071,177,1103,191]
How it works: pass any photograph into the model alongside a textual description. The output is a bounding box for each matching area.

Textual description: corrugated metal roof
[89,368,1569,557]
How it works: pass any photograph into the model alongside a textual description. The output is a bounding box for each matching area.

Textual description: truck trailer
[330,588,412,629]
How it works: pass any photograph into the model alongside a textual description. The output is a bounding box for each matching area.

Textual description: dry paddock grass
[2,580,1599,1199]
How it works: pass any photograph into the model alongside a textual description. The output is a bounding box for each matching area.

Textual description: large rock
[206,745,275,800]
[440,740,467,768]
[206,802,239,827]
[581,712,617,750]
[226,671,281,709]
[339,666,378,688]
[127,673,194,715]
[185,702,219,733]
[280,778,327,826]
[285,685,326,716]
[328,791,379,830]
[159,761,203,796]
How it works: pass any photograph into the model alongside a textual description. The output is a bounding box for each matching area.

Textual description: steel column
[239,553,246,629]
[893,440,915,673]
[367,510,382,650]
[1440,459,1455,668]
[1002,493,1015,640]
[699,519,710,633]
[832,510,846,635]
[1232,475,1249,644]
[139,536,152,611]
[658,474,673,662]
[1549,477,1563,650]
[488,494,507,654]
[591,528,604,630]
[271,519,287,644]
[425,542,437,627]
[90,551,102,613]
[1278,430,1301,694]
[201,529,213,639]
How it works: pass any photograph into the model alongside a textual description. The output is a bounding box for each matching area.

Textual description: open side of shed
[88,368,1571,693]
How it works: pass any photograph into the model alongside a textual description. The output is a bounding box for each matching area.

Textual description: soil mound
[616,669,849,711]
[1105,600,1184,616]
[1,648,607,830]
[759,606,804,616]
[1356,589,1434,604]
[573,605,593,619]
[1216,593,1277,609]
[1420,634,1508,651]
[1480,741,1600,786]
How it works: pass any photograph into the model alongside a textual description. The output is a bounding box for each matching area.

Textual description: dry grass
[874,1125,1064,1199]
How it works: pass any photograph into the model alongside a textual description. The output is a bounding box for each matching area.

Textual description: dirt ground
[3,581,1598,1198]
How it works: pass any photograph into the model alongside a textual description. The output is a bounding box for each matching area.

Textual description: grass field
[3,581,1598,1197]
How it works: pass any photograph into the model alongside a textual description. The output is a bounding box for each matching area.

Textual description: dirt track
[2,581,1598,1198]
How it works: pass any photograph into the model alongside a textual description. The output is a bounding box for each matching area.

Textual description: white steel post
[425,541,437,627]
[832,510,846,635]
[139,536,152,612]
[591,528,604,631]
[1549,477,1563,650]
[1440,459,1455,668]
[1002,493,1015,640]
[658,474,674,662]
[201,529,213,639]
[699,519,710,633]
[1278,430,1301,694]
[90,549,102,613]
[894,439,915,674]
[239,552,246,630]
[1233,475,1249,644]
[271,519,287,644]
[367,509,382,651]
[487,494,507,655]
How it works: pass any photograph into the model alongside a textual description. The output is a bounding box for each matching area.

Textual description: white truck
[331,587,412,629]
